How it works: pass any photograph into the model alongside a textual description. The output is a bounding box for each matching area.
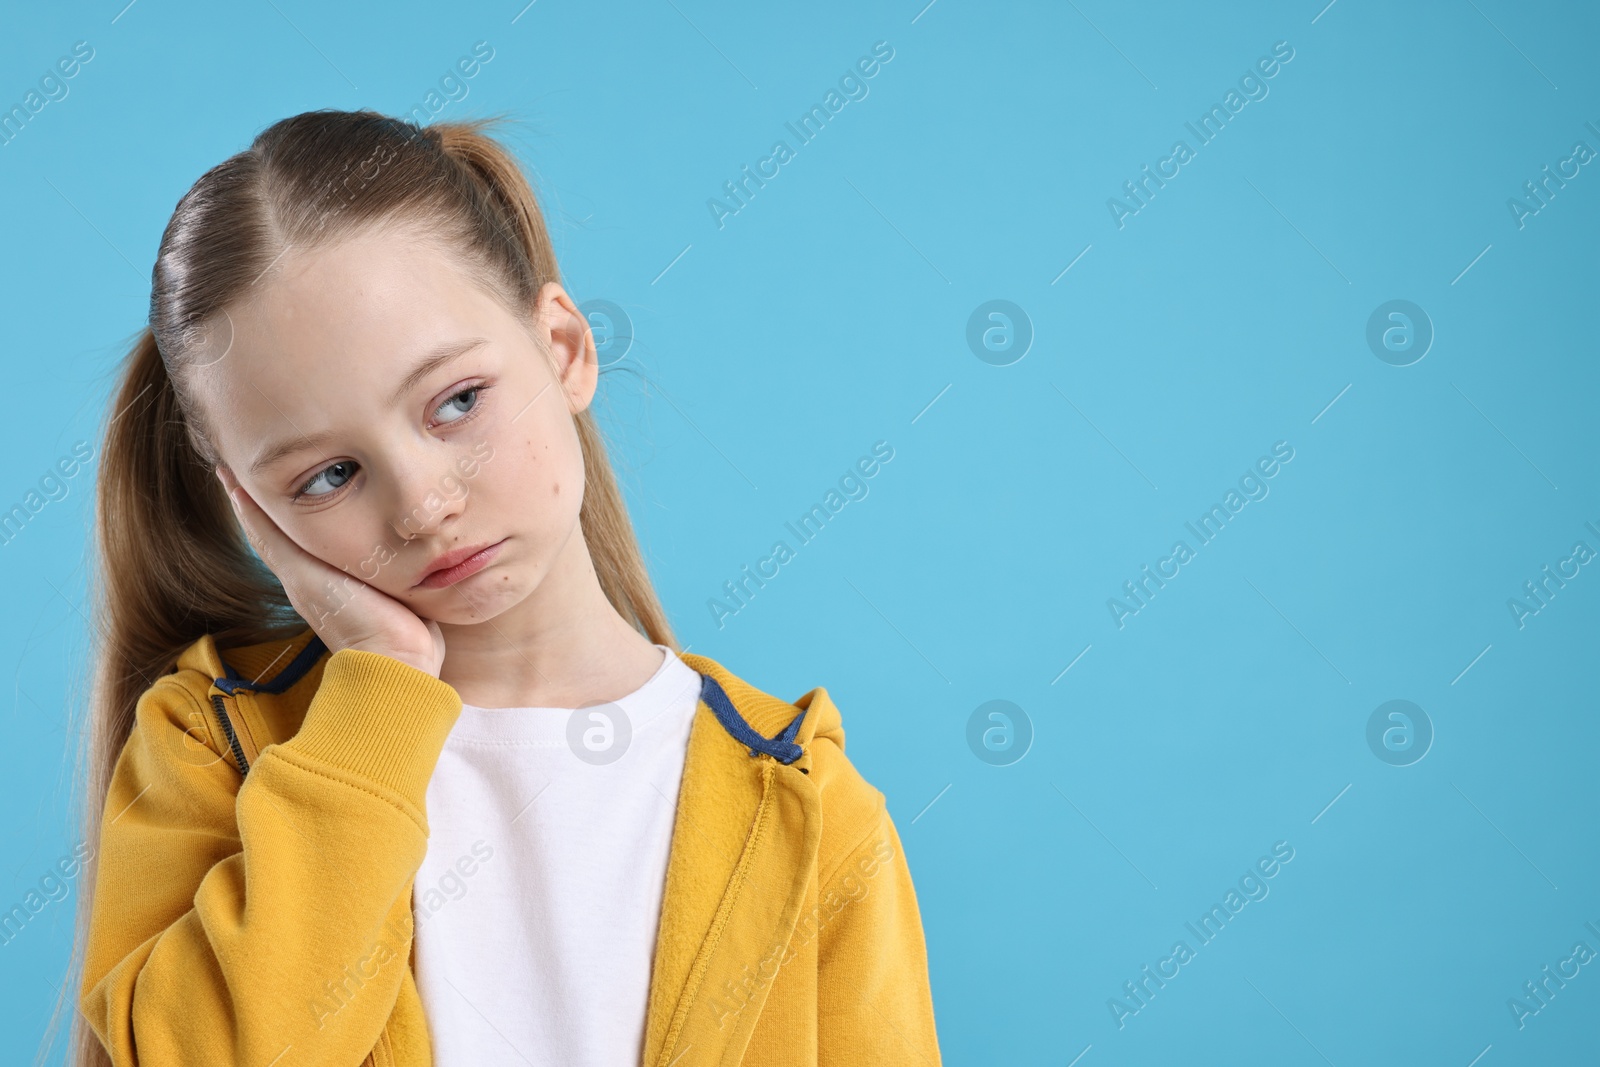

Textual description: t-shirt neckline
[446,644,698,744]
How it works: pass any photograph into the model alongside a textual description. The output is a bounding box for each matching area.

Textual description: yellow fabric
[79,627,942,1066]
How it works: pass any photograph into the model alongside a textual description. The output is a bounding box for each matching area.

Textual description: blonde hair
[46,108,675,1067]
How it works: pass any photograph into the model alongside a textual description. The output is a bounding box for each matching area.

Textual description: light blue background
[3,1,1597,1063]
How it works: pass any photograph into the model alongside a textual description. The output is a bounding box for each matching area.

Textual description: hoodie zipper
[210,693,252,777]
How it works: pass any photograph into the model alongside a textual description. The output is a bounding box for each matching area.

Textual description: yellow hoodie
[79,626,942,1066]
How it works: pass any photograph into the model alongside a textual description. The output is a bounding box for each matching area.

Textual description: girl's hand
[214,466,446,679]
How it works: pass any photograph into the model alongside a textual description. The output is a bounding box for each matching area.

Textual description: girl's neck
[434,531,664,711]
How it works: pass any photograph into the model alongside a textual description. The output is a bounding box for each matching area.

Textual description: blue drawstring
[699,673,806,764]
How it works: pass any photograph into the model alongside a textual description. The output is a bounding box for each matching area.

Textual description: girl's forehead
[221,240,503,369]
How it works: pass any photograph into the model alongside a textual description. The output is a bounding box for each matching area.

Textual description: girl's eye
[298,459,358,499]
[433,385,479,425]
[292,383,487,502]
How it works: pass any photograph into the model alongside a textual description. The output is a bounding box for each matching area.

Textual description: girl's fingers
[216,467,278,564]
[214,466,327,611]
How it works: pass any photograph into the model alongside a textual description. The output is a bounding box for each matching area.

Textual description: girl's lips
[416,539,506,589]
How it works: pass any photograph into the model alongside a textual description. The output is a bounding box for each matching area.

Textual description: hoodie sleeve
[78,647,462,1066]
[815,807,943,1066]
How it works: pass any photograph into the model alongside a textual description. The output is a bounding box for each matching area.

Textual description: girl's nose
[387,457,467,543]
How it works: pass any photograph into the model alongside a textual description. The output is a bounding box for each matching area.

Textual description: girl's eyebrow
[248,337,491,476]
[387,336,490,406]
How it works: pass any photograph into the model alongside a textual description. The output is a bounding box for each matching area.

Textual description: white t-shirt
[413,644,702,1066]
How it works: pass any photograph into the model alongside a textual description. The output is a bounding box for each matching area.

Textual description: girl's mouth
[416,538,507,589]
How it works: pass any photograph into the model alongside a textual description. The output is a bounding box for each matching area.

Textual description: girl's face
[189,222,598,626]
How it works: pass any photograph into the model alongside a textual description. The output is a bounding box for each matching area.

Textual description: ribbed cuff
[279,648,463,809]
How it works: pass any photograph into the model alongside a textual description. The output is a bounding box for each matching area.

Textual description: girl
[54,109,940,1066]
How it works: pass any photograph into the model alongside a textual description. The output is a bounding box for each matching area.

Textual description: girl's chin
[416,582,525,626]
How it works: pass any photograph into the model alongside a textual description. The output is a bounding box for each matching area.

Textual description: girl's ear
[535,282,598,414]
